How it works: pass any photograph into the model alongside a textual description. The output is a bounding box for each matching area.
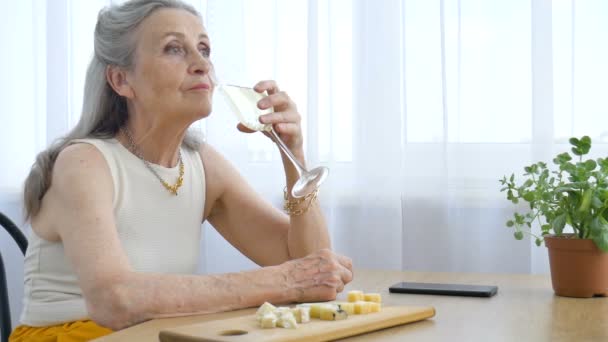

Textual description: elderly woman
[10,0,353,340]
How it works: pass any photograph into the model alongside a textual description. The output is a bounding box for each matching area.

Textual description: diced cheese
[291,307,310,324]
[354,301,372,314]
[273,307,292,317]
[256,302,277,321]
[368,302,381,313]
[299,303,334,319]
[347,290,364,302]
[260,312,277,328]
[276,311,298,329]
[364,293,382,303]
[319,305,348,321]
[334,302,355,315]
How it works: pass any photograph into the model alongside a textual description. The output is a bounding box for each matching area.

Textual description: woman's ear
[106,65,135,99]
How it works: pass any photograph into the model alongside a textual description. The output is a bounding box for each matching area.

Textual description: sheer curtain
[202,0,608,275]
[3,2,608,315]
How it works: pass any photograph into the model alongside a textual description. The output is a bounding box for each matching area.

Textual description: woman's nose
[189,54,211,75]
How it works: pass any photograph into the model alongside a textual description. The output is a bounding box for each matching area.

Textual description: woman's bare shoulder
[33,143,114,240]
[197,142,244,218]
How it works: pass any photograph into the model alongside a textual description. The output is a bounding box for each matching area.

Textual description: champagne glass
[217,84,329,198]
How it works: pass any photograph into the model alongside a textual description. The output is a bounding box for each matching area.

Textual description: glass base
[292,166,329,198]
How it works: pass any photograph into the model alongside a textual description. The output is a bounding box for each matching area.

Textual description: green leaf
[531,164,539,174]
[589,216,606,235]
[592,230,608,252]
[555,185,578,193]
[584,160,597,171]
[552,213,567,235]
[510,174,515,182]
[535,238,542,246]
[569,137,580,146]
[514,231,524,240]
[581,135,591,145]
[591,196,603,209]
[578,189,594,214]
[523,192,535,202]
[506,220,514,227]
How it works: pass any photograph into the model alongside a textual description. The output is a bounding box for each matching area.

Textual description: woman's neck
[118,118,188,168]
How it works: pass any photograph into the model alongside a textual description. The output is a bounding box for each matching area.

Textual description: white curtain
[202,0,608,275]
[3,2,608,314]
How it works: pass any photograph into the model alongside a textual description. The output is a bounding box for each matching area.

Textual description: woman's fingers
[273,123,301,135]
[336,254,353,270]
[317,259,353,285]
[257,91,295,111]
[259,110,300,125]
[282,249,355,303]
[254,80,280,95]
[236,123,256,133]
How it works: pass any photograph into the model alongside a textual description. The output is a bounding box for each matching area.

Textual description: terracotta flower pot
[545,234,608,298]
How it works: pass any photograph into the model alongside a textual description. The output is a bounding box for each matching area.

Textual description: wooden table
[94,269,608,342]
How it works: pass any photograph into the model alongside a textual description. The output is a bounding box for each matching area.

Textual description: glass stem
[269,127,306,177]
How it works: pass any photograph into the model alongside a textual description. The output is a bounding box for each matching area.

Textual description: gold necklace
[122,128,184,196]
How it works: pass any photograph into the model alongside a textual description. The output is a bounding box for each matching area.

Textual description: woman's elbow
[85,282,135,331]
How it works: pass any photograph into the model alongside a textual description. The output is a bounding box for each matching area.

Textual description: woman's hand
[237,80,304,157]
[278,249,354,303]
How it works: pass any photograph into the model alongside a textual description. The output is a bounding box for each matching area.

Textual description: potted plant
[500,136,608,297]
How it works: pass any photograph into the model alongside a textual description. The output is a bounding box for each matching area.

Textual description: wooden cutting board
[158,305,436,342]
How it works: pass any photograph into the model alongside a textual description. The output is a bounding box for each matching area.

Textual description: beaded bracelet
[283,187,319,216]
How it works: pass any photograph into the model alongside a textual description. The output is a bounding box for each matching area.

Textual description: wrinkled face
[126,8,214,123]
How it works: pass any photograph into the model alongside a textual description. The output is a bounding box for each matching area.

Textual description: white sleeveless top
[20,138,206,326]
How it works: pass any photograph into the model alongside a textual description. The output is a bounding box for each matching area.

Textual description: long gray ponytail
[24,0,203,220]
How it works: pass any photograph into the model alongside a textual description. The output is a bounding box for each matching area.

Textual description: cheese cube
[291,307,310,324]
[273,307,292,317]
[256,302,277,321]
[354,301,371,314]
[347,290,365,302]
[319,305,348,321]
[368,302,381,313]
[334,302,355,315]
[260,312,277,328]
[276,311,298,329]
[364,293,382,303]
[299,303,333,319]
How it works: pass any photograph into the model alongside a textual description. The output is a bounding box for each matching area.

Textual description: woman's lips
[189,83,210,90]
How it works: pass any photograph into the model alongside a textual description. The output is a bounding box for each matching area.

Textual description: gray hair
[24,0,204,220]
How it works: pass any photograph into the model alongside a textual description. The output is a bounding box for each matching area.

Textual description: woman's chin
[186,107,212,121]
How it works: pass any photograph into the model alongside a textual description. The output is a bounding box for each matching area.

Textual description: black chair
[0,212,27,342]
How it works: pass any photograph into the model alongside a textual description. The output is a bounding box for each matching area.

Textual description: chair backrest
[0,212,28,342]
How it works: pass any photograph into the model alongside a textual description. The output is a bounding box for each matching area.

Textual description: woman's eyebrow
[161,32,209,41]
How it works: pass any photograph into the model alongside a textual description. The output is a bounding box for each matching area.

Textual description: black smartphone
[389,282,498,297]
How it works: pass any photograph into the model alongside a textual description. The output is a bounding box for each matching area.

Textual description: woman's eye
[165,45,184,54]
[199,46,211,58]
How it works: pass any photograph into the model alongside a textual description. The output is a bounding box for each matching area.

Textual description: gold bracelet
[283,186,318,216]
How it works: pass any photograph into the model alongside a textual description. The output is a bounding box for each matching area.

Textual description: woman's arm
[41,144,352,330]
[205,80,330,264]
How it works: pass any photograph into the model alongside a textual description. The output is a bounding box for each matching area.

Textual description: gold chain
[283,187,318,216]
[122,128,185,196]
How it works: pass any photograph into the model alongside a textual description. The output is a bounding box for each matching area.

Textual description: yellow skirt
[9,320,113,342]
